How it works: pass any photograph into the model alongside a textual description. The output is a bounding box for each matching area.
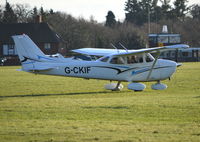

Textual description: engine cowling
[128,83,146,91]
[151,83,167,90]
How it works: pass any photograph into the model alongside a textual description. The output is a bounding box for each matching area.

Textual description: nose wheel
[151,81,167,90]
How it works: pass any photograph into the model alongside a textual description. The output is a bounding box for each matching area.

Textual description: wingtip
[180,44,189,48]
[16,69,23,71]
[176,63,182,67]
[166,44,189,49]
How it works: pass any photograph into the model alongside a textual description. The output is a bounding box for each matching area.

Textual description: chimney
[162,25,168,33]
[39,15,42,23]
[36,15,42,23]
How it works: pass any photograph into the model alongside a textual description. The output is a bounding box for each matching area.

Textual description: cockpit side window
[145,54,154,62]
[110,57,125,64]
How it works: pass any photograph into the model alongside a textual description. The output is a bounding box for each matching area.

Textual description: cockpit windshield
[145,54,154,62]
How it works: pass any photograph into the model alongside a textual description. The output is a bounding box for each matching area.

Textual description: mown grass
[0,62,200,142]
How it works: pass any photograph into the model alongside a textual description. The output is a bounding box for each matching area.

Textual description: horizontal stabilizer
[21,62,59,71]
[28,67,55,71]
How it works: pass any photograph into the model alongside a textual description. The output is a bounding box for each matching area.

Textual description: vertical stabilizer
[12,34,46,61]
[12,34,48,71]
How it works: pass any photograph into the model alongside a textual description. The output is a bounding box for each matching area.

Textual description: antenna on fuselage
[111,43,119,53]
[119,42,128,52]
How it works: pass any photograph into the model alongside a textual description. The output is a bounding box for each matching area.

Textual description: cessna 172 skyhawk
[12,34,189,91]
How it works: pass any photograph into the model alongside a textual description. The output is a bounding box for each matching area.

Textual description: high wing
[72,44,189,57]
[112,44,189,57]
[71,48,128,56]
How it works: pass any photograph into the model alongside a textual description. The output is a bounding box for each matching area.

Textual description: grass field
[0,62,200,142]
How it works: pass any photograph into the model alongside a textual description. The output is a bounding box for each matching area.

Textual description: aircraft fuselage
[32,58,177,82]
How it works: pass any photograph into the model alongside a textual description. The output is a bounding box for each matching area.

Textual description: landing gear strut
[113,81,122,91]
[104,81,123,91]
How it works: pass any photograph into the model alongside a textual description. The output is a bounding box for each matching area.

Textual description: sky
[1,0,200,23]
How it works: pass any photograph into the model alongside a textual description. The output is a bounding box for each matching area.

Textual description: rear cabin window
[127,55,143,64]
[110,55,144,64]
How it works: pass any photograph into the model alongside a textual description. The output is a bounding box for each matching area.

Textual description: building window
[44,43,51,50]
[158,36,168,43]
[169,36,180,43]
[182,52,188,57]
[3,44,17,55]
[171,52,175,57]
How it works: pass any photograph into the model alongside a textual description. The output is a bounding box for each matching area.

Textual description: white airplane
[12,34,189,91]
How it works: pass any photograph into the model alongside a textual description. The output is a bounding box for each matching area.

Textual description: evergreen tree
[33,7,38,16]
[0,5,3,23]
[139,0,152,23]
[39,6,47,22]
[2,2,17,23]
[40,6,44,16]
[31,6,38,22]
[190,4,200,20]
[125,0,142,24]
[105,11,116,28]
[49,9,54,15]
[125,0,153,25]
[173,0,189,21]
[160,0,172,19]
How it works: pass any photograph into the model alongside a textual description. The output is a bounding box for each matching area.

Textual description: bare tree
[0,5,3,23]
[14,4,32,23]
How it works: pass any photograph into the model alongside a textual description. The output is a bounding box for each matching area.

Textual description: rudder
[12,34,47,71]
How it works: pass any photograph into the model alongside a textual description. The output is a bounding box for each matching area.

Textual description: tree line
[0,0,200,54]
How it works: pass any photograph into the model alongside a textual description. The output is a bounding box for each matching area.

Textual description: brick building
[0,22,66,65]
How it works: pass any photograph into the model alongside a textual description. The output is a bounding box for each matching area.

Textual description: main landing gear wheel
[151,81,167,90]
[128,82,146,91]
[104,81,123,91]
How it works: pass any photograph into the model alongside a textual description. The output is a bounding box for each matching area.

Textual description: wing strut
[146,52,161,81]
[119,42,128,52]
[111,43,119,53]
